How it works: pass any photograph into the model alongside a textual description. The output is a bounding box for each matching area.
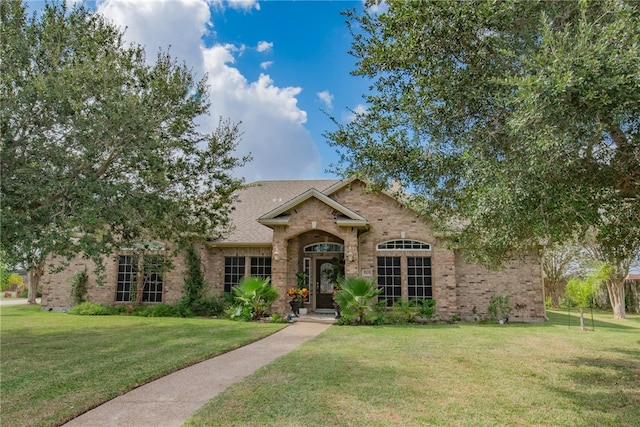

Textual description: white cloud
[260,61,274,70]
[344,103,368,122]
[97,0,321,181]
[224,0,260,11]
[256,41,273,53]
[97,0,210,73]
[317,90,334,110]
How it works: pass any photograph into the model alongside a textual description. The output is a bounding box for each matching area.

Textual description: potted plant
[287,287,309,316]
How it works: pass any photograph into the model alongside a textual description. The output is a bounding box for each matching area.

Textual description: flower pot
[299,307,308,315]
[289,300,300,317]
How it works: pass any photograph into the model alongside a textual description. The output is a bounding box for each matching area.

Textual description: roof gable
[258,188,367,227]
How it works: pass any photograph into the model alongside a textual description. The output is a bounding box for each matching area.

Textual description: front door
[316,260,335,309]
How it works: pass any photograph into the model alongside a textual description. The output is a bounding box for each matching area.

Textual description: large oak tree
[1,1,247,303]
[327,0,639,318]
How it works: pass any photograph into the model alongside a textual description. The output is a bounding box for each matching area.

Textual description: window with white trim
[115,255,164,303]
[116,255,137,302]
[304,243,344,253]
[142,255,164,303]
[377,256,401,307]
[250,257,271,279]
[407,257,432,300]
[224,257,245,293]
[377,240,431,250]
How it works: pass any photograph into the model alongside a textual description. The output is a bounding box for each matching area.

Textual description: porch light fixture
[273,246,280,261]
[347,248,354,262]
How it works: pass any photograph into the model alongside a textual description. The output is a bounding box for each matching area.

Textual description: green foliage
[415,298,437,320]
[334,276,382,325]
[267,313,289,324]
[329,0,640,266]
[17,285,40,298]
[488,295,512,322]
[176,245,223,317]
[0,258,9,291]
[70,269,89,305]
[3,273,24,291]
[1,0,246,301]
[181,245,207,304]
[392,299,416,323]
[566,264,611,309]
[68,302,117,315]
[131,303,179,318]
[230,277,278,321]
[223,304,253,322]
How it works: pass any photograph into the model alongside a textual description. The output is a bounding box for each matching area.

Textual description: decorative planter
[333,301,341,319]
[289,300,301,317]
[299,307,308,315]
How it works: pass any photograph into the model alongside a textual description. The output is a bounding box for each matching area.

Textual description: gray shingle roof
[218,179,340,244]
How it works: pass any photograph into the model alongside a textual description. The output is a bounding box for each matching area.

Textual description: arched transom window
[377,239,431,251]
[304,243,344,253]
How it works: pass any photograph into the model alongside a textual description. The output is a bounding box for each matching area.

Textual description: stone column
[271,228,289,314]
[343,228,359,277]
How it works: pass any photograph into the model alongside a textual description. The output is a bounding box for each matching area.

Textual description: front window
[116,255,137,302]
[250,257,271,279]
[377,256,401,307]
[377,240,431,250]
[224,257,245,293]
[142,256,164,302]
[407,257,432,300]
[116,255,164,303]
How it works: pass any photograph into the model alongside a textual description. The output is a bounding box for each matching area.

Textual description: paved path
[63,320,333,427]
[0,297,41,306]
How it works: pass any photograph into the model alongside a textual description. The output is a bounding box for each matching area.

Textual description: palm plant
[232,277,278,321]
[334,276,382,325]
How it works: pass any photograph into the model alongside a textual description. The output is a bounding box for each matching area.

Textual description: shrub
[231,277,278,321]
[68,302,117,315]
[70,269,89,305]
[3,273,24,291]
[334,276,382,325]
[224,304,253,322]
[17,285,41,298]
[488,294,512,322]
[416,298,437,319]
[131,303,179,317]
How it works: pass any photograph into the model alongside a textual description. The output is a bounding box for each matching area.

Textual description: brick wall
[41,244,188,311]
[454,251,546,321]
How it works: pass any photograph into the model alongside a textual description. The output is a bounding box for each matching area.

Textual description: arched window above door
[377,239,431,251]
[304,243,344,253]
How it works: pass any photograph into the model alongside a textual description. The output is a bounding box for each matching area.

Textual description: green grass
[0,305,286,427]
[2,307,639,427]
[185,310,640,427]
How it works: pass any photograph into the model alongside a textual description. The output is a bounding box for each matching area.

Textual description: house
[41,178,546,321]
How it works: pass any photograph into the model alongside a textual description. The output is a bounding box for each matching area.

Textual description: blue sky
[26,0,377,182]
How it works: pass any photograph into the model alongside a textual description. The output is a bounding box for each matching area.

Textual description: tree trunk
[578,308,585,330]
[27,262,44,304]
[606,279,627,319]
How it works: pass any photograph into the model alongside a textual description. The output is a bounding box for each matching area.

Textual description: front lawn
[0,305,285,427]
[185,310,640,427]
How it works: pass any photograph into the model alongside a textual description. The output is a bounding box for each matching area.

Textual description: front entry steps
[288,309,338,324]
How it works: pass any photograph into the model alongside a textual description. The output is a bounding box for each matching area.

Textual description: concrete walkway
[63,319,333,427]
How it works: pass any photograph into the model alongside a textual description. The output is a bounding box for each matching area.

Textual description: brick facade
[40,178,546,321]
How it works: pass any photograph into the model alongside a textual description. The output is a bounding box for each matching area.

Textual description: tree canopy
[328,0,640,267]
[0,0,247,301]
